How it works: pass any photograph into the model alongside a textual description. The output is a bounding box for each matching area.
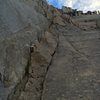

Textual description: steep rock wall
[0,0,54,99]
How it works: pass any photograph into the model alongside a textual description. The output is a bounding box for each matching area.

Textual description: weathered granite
[42,15,100,100]
[0,0,50,99]
[0,0,100,100]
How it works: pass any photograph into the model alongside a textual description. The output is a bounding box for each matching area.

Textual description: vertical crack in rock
[1,0,100,100]
[7,26,59,100]
[40,34,59,100]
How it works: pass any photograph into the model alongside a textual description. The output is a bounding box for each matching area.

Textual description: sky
[47,0,100,12]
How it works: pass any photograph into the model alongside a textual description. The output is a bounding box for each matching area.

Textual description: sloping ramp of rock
[42,16,100,100]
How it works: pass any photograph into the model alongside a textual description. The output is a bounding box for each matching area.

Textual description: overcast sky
[47,0,100,12]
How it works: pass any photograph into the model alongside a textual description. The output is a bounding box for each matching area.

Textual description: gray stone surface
[96,19,100,29]
[42,15,100,100]
[0,0,100,100]
[0,0,49,99]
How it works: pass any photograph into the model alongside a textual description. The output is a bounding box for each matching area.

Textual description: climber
[26,42,36,53]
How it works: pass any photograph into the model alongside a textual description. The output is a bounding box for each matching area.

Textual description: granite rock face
[0,0,61,99]
[0,0,100,100]
[42,15,100,100]
[0,0,50,99]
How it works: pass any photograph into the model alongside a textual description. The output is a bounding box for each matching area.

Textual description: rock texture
[0,0,50,99]
[42,15,100,100]
[0,0,100,100]
[62,6,99,16]
[96,19,100,29]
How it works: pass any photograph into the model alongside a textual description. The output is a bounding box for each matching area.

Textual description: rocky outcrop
[0,0,51,99]
[0,0,100,100]
[62,6,99,17]
[62,6,72,14]
[0,0,48,83]
[42,14,100,100]
[0,0,65,100]
[8,28,59,100]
